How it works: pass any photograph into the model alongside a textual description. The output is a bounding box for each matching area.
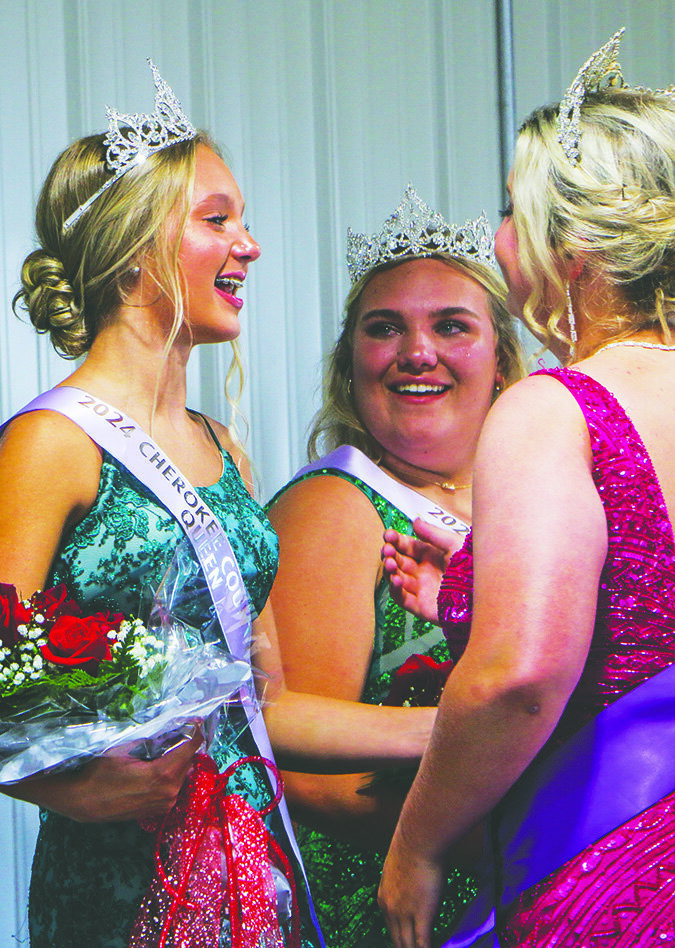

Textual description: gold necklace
[381,456,472,492]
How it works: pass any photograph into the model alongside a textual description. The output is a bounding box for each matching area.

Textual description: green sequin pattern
[28,449,321,948]
[271,468,476,948]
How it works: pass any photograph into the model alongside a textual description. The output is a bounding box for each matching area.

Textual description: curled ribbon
[128,752,301,948]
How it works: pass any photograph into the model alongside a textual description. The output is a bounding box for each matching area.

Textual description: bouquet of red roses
[358,653,454,796]
[0,562,251,783]
[381,653,454,708]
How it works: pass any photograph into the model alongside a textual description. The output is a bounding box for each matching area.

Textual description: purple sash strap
[294,445,471,535]
[443,660,675,946]
[6,387,323,941]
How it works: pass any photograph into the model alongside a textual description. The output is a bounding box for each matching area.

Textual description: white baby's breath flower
[9,663,19,672]
[34,614,45,625]
[16,624,28,635]
[13,672,25,685]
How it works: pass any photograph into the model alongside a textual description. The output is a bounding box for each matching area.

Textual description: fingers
[383,529,421,559]
[379,844,439,948]
[412,518,464,556]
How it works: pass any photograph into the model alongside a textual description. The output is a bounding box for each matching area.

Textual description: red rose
[383,654,454,707]
[0,583,21,647]
[31,584,81,622]
[41,611,123,672]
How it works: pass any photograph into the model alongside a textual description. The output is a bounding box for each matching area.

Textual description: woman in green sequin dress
[0,78,454,948]
[268,214,524,947]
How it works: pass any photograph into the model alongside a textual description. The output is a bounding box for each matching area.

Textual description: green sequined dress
[271,465,476,948]
[28,448,322,948]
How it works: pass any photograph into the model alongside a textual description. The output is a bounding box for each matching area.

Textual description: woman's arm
[379,376,609,948]
[0,412,201,821]
[263,475,436,847]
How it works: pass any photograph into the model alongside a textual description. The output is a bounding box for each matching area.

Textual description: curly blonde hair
[308,253,524,460]
[511,88,675,355]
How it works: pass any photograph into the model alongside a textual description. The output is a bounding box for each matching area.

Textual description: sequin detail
[270,467,476,947]
[28,448,321,948]
[438,367,675,944]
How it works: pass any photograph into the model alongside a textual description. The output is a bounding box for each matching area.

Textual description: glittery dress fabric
[438,367,675,947]
[270,466,476,948]
[27,447,321,948]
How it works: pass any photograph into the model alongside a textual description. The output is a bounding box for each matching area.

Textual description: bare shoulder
[480,373,589,457]
[267,471,384,541]
[0,410,101,490]
[0,410,102,591]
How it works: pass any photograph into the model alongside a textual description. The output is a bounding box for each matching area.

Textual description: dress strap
[189,409,221,450]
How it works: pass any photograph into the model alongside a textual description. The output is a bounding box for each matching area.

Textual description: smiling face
[351,257,501,473]
[177,145,260,343]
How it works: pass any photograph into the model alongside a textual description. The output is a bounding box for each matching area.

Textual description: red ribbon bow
[128,752,301,948]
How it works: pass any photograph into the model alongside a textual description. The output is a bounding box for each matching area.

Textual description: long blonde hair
[511,88,675,354]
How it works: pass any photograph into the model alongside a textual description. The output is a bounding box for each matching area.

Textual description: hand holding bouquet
[0,565,252,784]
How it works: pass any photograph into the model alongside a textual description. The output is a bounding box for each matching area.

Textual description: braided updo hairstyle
[13,130,214,358]
[510,87,675,355]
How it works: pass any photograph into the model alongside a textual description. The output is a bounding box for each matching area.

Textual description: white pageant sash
[8,386,322,939]
[294,445,471,535]
[18,386,253,660]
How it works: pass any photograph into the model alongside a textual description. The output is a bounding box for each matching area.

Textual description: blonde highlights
[511,88,675,354]
[13,131,216,358]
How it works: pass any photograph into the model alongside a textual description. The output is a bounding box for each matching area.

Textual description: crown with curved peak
[557,29,675,165]
[557,29,626,165]
[345,184,496,285]
[63,60,197,231]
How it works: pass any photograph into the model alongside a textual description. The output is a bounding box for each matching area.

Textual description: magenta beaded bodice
[438,367,675,946]
[439,367,675,741]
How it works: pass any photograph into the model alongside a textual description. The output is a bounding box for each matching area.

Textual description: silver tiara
[346,184,496,284]
[557,29,625,165]
[63,60,197,230]
[557,29,675,165]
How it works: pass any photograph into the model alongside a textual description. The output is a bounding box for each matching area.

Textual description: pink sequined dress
[438,367,675,947]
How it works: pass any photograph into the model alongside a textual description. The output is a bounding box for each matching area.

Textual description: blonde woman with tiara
[267,189,523,947]
[380,30,675,948]
[0,64,441,948]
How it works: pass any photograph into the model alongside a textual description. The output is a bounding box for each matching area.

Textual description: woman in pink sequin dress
[378,31,675,948]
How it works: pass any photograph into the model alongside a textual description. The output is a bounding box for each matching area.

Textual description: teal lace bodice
[29,449,320,948]
[271,466,475,948]
[50,448,277,621]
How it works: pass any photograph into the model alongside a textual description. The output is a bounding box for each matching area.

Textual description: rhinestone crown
[345,184,496,285]
[557,30,625,165]
[557,29,675,165]
[63,60,197,230]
